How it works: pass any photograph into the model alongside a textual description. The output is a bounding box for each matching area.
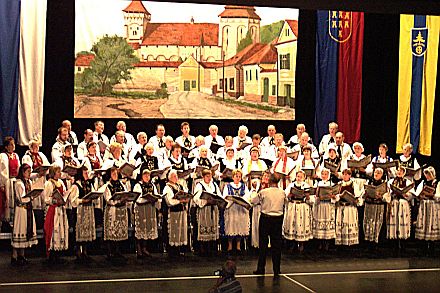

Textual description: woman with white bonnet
[414,166,440,255]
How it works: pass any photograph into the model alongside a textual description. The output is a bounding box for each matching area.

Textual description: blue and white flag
[0,0,47,145]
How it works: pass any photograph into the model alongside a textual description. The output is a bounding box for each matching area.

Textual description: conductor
[252,174,285,277]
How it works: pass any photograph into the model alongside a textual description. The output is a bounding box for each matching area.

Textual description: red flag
[336,12,364,143]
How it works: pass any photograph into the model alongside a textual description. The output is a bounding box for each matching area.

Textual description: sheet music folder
[52,189,69,205]
[63,163,84,176]
[200,191,227,209]
[142,193,162,202]
[226,196,251,210]
[110,191,140,202]
[339,190,357,205]
[347,154,372,169]
[24,189,43,199]
[83,191,103,201]
[32,165,50,174]
[364,182,387,199]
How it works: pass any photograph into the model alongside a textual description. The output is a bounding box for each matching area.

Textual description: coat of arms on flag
[397,15,439,156]
[411,28,428,56]
[328,11,352,43]
[315,10,364,144]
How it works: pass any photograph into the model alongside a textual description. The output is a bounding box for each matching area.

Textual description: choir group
[1,120,439,266]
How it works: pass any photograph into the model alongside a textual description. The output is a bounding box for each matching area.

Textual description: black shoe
[11,257,19,267]
[273,271,281,277]
[253,269,265,275]
[18,256,29,265]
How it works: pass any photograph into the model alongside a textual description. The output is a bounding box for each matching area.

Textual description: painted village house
[275,19,298,107]
[216,42,278,105]
[116,0,261,93]
[216,19,297,107]
[74,53,94,75]
[241,42,278,105]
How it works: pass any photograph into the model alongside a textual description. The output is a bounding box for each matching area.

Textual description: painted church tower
[122,0,151,44]
[218,6,261,59]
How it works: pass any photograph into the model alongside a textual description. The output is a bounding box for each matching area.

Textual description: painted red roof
[128,43,141,50]
[242,43,277,66]
[275,39,298,46]
[123,0,150,14]
[75,54,94,66]
[75,54,182,68]
[141,23,218,46]
[219,5,261,20]
[261,68,277,73]
[134,61,182,68]
[224,43,266,66]
[286,20,299,37]
[200,61,222,68]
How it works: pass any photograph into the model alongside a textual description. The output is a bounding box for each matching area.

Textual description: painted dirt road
[74,92,294,120]
[161,91,294,120]
[74,95,167,118]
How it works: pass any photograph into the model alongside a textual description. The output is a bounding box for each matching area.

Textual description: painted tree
[80,35,139,94]
[260,21,284,44]
[237,31,253,53]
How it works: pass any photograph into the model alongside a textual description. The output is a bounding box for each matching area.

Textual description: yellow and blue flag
[397,15,439,156]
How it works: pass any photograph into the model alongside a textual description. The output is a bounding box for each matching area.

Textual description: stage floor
[0,251,439,292]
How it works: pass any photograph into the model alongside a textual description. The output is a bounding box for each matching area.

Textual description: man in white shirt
[149,124,167,153]
[291,132,319,159]
[62,120,78,147]
[175,122,196,156]
[233,125,252,149]
[252,174,285,276]
[93,120,109,143]
[287,123,313,148]
[156,135,174,167]
[262,133,285,161]
[204,124,225,150]
[51,127,69,162]
[77,129,94,162]
[260,125,277,149]
[93,120,110,156]
[110,121,136,150]
[189,135,215,161]
[319,122,338,156]
[328,131,353,163]
[105,130,130,161]
[129,132,148,163]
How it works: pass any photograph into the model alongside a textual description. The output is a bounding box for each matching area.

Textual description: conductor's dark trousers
[257,213,283,274]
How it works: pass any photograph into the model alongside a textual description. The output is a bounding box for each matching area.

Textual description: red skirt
[44,205,56,257]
